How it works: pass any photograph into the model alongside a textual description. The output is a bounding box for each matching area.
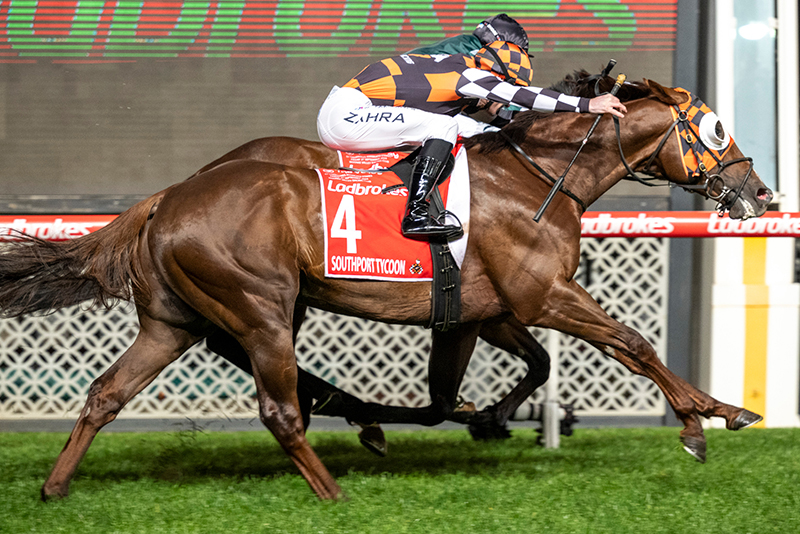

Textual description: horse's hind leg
[234,308,342,500]
[41,313,200,500]
[206,304,321,429]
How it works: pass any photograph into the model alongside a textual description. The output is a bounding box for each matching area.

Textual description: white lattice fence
[0,238,668,421]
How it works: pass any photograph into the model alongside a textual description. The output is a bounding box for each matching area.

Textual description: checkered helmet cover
[474,41,533,87]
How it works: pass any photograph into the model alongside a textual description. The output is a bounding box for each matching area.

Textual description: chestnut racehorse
[197,140,554,443]
[0,79,771,500]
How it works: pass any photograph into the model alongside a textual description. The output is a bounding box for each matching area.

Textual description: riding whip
[533,72,627,223]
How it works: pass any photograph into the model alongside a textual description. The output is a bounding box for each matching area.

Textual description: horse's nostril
[757,188,773,202]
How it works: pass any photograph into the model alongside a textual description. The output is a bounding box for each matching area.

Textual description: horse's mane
[463,70,651,153]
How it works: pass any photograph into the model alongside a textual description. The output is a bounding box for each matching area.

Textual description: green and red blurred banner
[1,0,677,60]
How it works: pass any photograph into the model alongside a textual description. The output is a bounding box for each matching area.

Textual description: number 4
[331,194,362,253]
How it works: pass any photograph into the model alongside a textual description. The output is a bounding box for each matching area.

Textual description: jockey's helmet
[473,41,534,87]
[473,14,529,52]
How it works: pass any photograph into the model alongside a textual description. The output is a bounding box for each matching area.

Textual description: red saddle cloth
[319,149,458,281]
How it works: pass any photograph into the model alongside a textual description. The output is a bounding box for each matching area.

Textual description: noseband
[615,94,754,216]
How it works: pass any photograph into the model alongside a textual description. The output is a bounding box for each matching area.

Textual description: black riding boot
[401,139,463,241]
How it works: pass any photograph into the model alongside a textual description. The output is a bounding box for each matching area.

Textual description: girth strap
[429,242,461,331]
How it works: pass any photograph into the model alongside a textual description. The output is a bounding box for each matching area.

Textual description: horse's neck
[525,99,673,209]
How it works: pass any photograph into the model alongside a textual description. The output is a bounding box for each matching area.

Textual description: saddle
[340,147,462,331]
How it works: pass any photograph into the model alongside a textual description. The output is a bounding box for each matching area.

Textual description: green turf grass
[1,426,798,533]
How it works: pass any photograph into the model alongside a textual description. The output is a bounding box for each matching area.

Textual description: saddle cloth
[319,146,470,281]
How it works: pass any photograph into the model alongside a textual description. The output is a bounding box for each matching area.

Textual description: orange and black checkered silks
[473,41,533,87]
[670,87,733,179]
[343,54,478,115]
[341,52,588,116]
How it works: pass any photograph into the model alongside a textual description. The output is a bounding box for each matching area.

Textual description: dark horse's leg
[536,278,761,463]
[448,316,551,439]
[209,314,550,441]
[42,312,202,500]
[313,317,551,437]
[311,324,482,426]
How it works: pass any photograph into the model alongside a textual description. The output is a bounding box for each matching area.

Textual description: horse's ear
[645,79,690,105]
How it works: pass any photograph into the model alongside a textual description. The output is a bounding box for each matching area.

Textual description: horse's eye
[714,121,724,141]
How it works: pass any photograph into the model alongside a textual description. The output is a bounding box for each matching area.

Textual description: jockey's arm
[457,69,626,118]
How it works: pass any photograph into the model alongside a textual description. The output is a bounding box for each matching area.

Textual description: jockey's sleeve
[457,68,590,113]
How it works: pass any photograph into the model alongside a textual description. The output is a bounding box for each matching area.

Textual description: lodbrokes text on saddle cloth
[337,149,408,170]
[319,146,469,281]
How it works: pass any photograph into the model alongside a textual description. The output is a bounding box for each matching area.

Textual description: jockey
[410,13,530,130]
[317,42,627,241]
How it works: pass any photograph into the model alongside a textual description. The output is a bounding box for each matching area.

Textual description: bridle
[501,85,754,217]
[614,92,754,216]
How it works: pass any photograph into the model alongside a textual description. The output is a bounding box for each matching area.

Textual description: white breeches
[317,86,487,151]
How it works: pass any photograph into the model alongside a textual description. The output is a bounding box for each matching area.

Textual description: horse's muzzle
[726,186,773,220]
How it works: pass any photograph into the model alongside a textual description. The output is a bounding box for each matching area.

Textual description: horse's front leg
[534,279,732,463]
[647,368,762,431]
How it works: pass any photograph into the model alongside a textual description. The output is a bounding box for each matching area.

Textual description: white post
[706,0,800,429]
[543,329,561,448]
[777,0,799,213]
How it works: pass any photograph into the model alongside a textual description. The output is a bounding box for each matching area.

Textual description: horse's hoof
[358,424,387,457]
[40,485,68,502]
[680,435,707,463]
[468,421,512,441]
[727,409,763,431]
[560,404,579,437]
[448,409,485,425]
[447,398,477,423]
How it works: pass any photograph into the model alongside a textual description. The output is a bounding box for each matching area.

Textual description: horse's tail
[0,191,167,318]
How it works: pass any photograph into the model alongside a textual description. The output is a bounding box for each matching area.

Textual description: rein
[499,130,588,212]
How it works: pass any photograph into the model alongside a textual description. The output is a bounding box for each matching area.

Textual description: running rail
[3,212,800,241]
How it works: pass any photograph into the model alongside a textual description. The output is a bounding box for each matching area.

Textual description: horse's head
[550,72,772,219]
[638,80,773,220]
[469,71,773,220]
